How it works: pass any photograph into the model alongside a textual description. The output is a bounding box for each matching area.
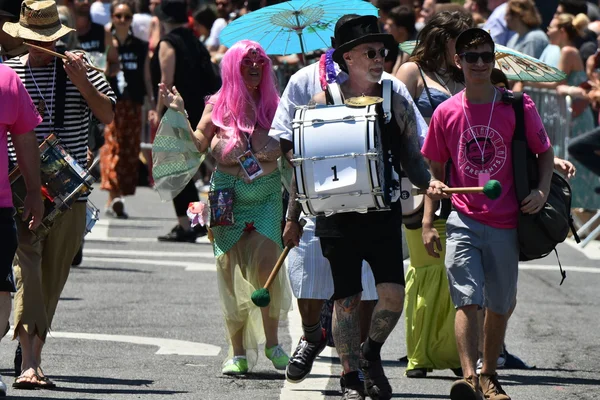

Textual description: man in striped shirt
[2,0,115,389]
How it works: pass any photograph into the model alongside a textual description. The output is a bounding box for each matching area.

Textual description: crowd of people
[0,0,599,399]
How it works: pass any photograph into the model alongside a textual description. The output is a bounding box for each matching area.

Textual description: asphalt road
[2,186,598,400]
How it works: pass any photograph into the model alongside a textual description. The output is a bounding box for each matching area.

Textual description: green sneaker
[222,356,248,375]
[265,344,289,371]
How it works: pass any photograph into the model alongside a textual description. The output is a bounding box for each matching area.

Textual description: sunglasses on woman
[241,57,267,67]
[359,48,389,60]
[113,13,133,21]
[459,51,495,64]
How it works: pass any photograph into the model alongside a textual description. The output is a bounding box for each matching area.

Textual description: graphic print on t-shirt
[457,125,507,179]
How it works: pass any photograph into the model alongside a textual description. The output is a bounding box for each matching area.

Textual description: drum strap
[382,80,392,124]
[326,83,344,105]
[53,50,68,130]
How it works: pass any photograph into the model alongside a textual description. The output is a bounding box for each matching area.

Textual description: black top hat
[455,28,495,54]
[155,0,188,24]
[332,15,395,67]
[0,0,22,20]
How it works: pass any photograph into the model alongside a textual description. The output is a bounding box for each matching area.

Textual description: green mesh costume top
[210,169,283,257]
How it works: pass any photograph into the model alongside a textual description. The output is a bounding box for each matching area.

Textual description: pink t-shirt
[0,64,42,208]
[422,89,551,229]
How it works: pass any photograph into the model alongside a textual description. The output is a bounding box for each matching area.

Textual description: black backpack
[511,92,580,285]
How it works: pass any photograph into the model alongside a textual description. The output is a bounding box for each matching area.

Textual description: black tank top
[109,31,148,104]
[150,27,221,127]
[78,22,106,54]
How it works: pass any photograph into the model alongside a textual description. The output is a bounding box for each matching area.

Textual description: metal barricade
[522,86,572,160]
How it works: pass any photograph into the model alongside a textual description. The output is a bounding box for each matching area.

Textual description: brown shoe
[479,373,511,400]
[450,376,483,400]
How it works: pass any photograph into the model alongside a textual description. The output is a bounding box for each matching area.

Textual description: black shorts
[320,221,405,300]
[0,208,17,292]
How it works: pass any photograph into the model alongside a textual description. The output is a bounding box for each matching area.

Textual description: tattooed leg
[333,293,362,373]
[369,283,404,343]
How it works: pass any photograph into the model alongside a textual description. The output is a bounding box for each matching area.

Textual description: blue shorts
[0,208,17,293]
[444,211,518,315]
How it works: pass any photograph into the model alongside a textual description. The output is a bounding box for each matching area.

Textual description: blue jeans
[0,207,17,292]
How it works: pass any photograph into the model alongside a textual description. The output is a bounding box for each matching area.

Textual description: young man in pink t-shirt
[421,28,554,400]
[0,64,44,396]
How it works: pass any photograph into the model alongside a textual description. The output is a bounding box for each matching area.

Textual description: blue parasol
[219,0,378,57]
[398,40,567,82]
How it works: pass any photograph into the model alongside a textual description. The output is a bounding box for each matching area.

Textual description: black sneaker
[340,373,365,400]
[158,225,197,243]
[193,224,208,237]
[286,329,327,383]
[359,343,392,400]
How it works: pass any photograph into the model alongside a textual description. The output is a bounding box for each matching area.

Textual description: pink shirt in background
[422,89,551,229]
[0,65,42,208]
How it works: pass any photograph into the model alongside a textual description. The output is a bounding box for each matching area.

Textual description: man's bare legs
[455,306,480,380]
[333,294,362,373]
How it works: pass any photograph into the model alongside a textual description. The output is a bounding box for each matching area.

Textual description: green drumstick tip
[483,180,502,200]
[251,288,271,307]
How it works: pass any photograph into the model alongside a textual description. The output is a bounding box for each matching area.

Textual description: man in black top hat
[0,0,26,61]
[284,14,443,400]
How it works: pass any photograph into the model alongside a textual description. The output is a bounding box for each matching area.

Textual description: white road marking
[519,264,600,274]
[564,237,600,260]
[82,256,215,271]
[83,248,214,259]
[280,289,336,400]
[6,329,220,356]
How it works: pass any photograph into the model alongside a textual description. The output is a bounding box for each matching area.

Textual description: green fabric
[152,108,205,201]
[404,220,461,371]
[210,169,283,257]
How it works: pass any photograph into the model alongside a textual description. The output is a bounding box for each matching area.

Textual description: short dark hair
[455,28,494,54]
[388,5,416,37]
[558,0,587,15]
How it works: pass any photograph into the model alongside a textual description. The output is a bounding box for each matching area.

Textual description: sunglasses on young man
[459,51,496,64]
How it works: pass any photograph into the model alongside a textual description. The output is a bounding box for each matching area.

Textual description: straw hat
[3,0,75,42]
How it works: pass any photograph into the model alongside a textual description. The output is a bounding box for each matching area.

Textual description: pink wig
[207,40,279,156]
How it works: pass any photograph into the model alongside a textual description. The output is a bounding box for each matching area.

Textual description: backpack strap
[326,83,343,105]
[511,92,530,203]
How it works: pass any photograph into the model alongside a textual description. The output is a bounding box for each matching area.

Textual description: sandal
[36,367,56,389]
[12,371,39,390]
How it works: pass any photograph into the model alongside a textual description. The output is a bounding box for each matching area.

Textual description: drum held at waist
[291,151,379,165]
[292,113,378,127]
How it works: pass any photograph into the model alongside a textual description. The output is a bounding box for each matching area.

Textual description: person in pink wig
[158,39,292,375]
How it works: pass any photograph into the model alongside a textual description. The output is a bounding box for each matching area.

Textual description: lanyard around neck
[462,88,497,166]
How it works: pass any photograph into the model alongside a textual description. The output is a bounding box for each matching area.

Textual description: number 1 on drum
[331,166,339,182]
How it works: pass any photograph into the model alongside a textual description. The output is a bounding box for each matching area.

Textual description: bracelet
[285,217,299,223]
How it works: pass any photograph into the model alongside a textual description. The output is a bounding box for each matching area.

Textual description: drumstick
[411,180,502,200]
[251,218,307,308]
[24,43,105,73]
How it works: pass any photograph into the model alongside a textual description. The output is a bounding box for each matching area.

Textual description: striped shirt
[4,55,116,201]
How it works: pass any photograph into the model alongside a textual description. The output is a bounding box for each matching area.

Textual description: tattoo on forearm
[333,294,361,371]
[287,178,302,221]
[369,309,402,343]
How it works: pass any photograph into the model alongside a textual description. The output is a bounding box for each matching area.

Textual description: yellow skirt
[404,220,460,371]
[216,231,292,371]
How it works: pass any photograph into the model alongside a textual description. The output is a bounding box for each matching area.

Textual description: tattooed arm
[392,93,431,189]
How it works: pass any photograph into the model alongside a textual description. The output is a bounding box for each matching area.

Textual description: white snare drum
[291,104,394,216]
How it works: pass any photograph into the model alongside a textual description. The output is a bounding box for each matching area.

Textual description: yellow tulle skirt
[215,231,292,371]
[404,220,460,372]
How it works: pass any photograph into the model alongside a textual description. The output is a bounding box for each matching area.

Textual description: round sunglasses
[459,51,495,64]
[358,48,389,60]
[241,57,267,67]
